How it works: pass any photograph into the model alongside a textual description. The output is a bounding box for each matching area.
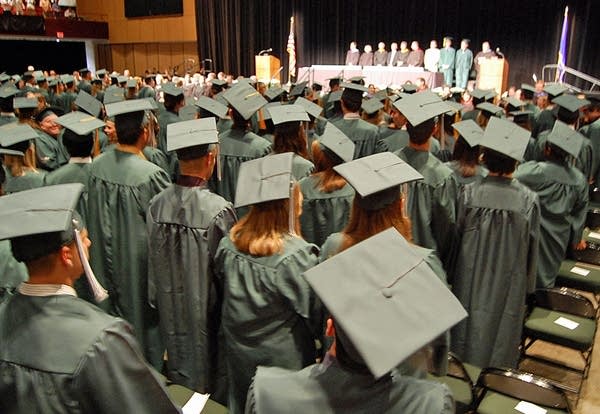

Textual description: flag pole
[556,6,569,83]
[286,16,296,86]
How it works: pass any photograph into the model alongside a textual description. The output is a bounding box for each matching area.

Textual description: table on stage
[298,65,445,89]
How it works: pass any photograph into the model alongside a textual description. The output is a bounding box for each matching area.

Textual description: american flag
[557,6,569,82]
[287,16,296,82]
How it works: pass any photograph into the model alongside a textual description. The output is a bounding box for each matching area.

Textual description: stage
[297,65,445,89]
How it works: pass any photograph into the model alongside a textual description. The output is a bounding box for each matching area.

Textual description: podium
[477,58,509,96]
[255,55,281,84]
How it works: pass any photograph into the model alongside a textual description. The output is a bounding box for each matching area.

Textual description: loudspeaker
[124,0,183,18]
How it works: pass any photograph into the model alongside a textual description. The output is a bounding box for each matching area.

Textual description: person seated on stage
[358,44,374,66]
[407,41,425,67]
[0,184,180,414]
[374,42,388,66]
[392,92,458,269]
[331,82,385,159]
[345,41,360,66]
[424,40,441,72]
[397,41,410,67]
[387,42,400,66]
[246,226,467,414]
[299,123,355,247]
[516,121,588,288]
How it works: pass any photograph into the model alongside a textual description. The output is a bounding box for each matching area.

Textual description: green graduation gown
[331,116,386,159]
[444,161,488,189]
[299,175,354,246]
[439,47,456,86]
[450,176,540,368]
[56,90,78,113]
[215,236,321,414]
[87,150,171,368]
[44,161,91,224]
[35,130,69,171]
[157,110,182,177]
[534,129,593,181]
[454,49,473,89]
[147,180,237,399]
[209,128,271,204]
[394,147,458,267]
[0,241,27,298]
[290,153,314,181]
[245,355,454,414]
[143,146,171,172]
[515,161,588,288]
[381,128,440,154]
[0,292,180,414]
[580,118,600,186]
[138,86,156,100]
[3,168,46,194]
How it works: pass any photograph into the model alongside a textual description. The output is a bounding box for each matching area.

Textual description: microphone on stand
[495,48,505,58]
[258,48,273,56]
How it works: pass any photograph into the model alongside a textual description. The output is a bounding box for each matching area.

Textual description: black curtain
[0,40,86,74]
[196,0,599,87]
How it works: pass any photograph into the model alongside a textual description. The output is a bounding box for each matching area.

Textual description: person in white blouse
[424,40,441,72]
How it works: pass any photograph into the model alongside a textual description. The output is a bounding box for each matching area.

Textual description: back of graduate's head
[115,110,147,145]
[407,118,435,145]
[556,107,580,125]
[62,129,94,158]
[0,97,14,113]
[230,108,249,129]
[341,89,362,113]
[311,140,347,193]
[164,93,185,112]
[544,141,570,165]
[176,143,214,162]
[273,121,308,158]
[481,147,517,175]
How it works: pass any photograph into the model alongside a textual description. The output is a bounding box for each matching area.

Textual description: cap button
[381,288,394,298]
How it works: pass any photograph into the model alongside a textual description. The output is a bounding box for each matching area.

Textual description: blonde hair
[231,184,302,256]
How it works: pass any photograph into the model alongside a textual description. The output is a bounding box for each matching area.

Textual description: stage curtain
[195,0,599,87]
[0,14,45,35]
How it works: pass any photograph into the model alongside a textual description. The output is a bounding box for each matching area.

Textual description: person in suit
[358,45,374,66]
[345,41,360,66]
[387,42,400,66]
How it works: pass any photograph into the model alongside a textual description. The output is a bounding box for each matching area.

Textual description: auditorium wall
[76,0,199,75]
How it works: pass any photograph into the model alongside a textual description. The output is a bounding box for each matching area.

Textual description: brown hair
[338,196,412,252]
[230,184,302,256]
[3,144,38,177]
[273,121,309,159]
[310,140,347,193]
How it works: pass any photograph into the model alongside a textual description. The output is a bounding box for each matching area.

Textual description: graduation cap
[0,85,19,99]
[11,75,21,82]
[318,122,355,163]
[167,118,218,152]
[0,73,11,83]
[214,91,228,106]
[543,83,568,99]
[55,111,105,136]
[96,69,107,77]
[481,117,530,161]
[162,82,183,97]
[61,74,74,85]
[470,88,492,101]
[341,82,368,93]
[35,74,47,83]
[222,82,268,120]
[75,90,102,118]
[373,90,388,102]
[328,90,343,103]
[105,98,153,117]
[22,71,34,81]
[117,76,128,84]
[234,152,294,210]
[262,102,283,121]
[211,79,227,87]
[520,83,536,98]
[505,96,525,111]
[178,105,198,121]
[126,78,138,88]
[509,110,534,124]
[103,87,125,104]
[546,120,584,158]
[303,227,467,379]
[294,96,323,119]
[268,104,309,125]
[334,152,424,210]
[145,73,157,80]
[34,107,57,123]
[361,98,384,115]
[452,120,483,147]
[91,78,103,86]
[290,81,308,97]
[0,122,38,148]
[48,78,59,87]
[444,100,464,115]
[476,102,504,117]
[13,97,38,109]
[401,83,418,94]
[195,96,228,119]
[264,86,285,101]
[392,91,453,126]
[0,184,108,302]
[347,76,365,85]
[552,94,590,114]
[79,68,90,75]
[143,97,159,111]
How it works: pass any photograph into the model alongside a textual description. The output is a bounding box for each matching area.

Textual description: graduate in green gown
[268,104,315,180]
[246,228,467,414]
[195,95,233,134]
[454,39,473,90]
[0,184,179,414]
[533,95,592,182]
[87,99,171,369]
[0,158,27,299]
[209,82,272,207]
[215,153,322,414]
[138,74,157,100]
[331,83,385,159]
[392,92,458,268]
[439,37,456,87]
[450,117,540,368]
[147,118,237,402]
[55,75,78,114]
[157,83,185,177]
[34,107,70,171]
[580,93,600,187]
[515,121,588,288]
[45,111,105,227]
[444,120,487,187]
[0,84,19,127]
[0,123,46,193]
[299,123,355,247]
